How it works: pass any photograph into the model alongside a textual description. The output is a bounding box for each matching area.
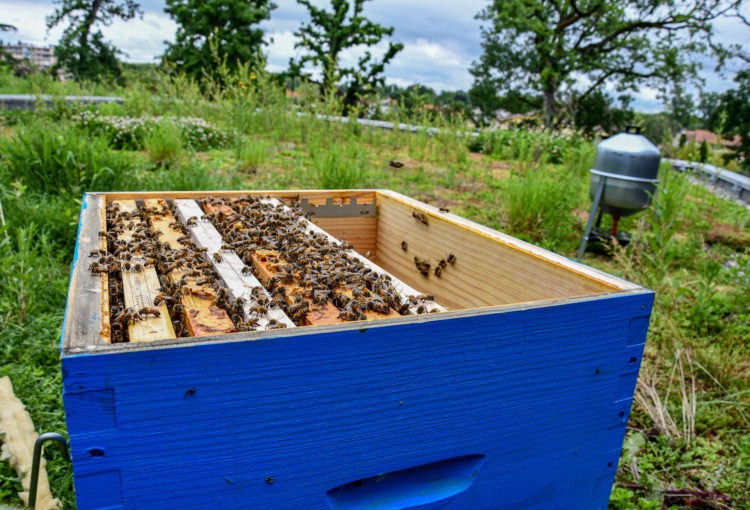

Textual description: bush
[72,112,228,151]
[0,121,131,195]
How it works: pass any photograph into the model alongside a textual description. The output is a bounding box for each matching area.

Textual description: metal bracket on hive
[299,197,376,218]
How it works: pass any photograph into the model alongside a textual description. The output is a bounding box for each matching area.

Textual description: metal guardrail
[0,94,123,110]
[666,158,750,206]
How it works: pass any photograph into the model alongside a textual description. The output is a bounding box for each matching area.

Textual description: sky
[2,0,749,112]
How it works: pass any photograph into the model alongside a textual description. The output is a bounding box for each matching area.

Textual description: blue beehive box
[61,190,653,509]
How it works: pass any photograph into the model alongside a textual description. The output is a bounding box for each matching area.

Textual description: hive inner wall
[373,193,617,310]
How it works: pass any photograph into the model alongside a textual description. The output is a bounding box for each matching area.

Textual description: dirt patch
[705,222,750,249]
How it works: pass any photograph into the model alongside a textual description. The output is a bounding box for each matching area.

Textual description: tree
[47,0,141,81]
[574,89,633,136]
[163,0,276,80]
[717,69,750,172]
[471,0,742,129]
[290,0,403,108]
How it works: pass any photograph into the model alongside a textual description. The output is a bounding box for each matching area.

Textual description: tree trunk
[543,86,555,131]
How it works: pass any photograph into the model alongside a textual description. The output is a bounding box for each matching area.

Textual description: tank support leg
[577,177,606,259]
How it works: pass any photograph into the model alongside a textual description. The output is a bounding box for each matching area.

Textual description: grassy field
[0,69,748,509]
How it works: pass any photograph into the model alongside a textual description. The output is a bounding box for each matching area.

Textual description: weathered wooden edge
[263,198,446,314]
[61,286,653,356]
[104,190,377,201]
[376,190,642,292]
[61,194,108,350]
[172,199,296,330]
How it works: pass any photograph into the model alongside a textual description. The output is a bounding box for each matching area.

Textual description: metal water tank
[589,126,660,217]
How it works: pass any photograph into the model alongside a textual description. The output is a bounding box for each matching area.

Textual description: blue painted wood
[62,291,653,509]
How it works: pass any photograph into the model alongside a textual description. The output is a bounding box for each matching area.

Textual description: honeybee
[140,306,161,318]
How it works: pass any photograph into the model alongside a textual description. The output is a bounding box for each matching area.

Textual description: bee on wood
[153,293,172,306]
[411,209,429,226]
[140,306,161,318]
[414,257,431,276]
[337,311,360,321]
[237,319,259,331]
[267,322,287,330]
[439,207,450,213]
[89,249,105,258]
[447,253,456,265]
[401,241,408,252]
[213,252,223,263]
[251,305,268,316]
[438,259,447,269]
[89,261,101,274]
[434,266,442,277]
[186,216,198,226]
[241,265,253,275]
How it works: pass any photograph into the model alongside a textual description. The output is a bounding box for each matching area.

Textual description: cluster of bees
[93,201,252,342]
[202,196,435,322]
[411,208,429,226]
[91,195,437,342]
[403,208,456,278]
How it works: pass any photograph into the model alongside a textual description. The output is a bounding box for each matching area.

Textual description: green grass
[1,69,749,509]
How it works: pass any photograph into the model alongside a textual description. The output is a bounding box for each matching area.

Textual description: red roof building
[684,129,741,148]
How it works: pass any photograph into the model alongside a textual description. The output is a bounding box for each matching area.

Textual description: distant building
[683,129,741,149]
[1,41,57,70]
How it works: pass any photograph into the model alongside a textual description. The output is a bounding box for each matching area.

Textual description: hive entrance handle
[28,432,70,509]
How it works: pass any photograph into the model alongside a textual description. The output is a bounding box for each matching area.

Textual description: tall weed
[143,119,184,168]
[0,122,130,195]
[311,142,367,189]
[502,164,579,250]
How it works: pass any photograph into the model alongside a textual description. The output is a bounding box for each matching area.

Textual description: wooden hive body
[61,190,653,510]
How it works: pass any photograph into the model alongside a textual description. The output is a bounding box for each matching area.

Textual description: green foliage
[233,136,270,173]
[0,121,131,195]
[163,0,276,81]
[46,0,141,82]
[698,140,708,163]
[143,119,184,168]
[502,163,579,250]
[574,89,634,136]
[310,141,367,189]
[471,0,731,128]
[716,69,750,173]
[0,224,73,508]
[291,0,403,108]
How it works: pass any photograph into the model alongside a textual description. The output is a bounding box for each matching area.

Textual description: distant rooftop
[685,129,741,148]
